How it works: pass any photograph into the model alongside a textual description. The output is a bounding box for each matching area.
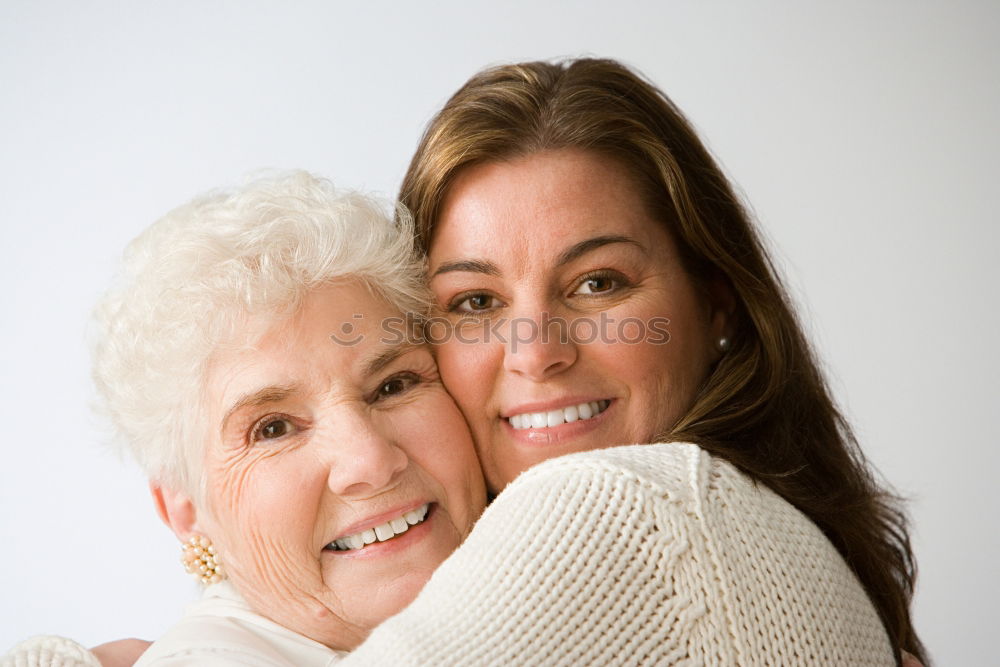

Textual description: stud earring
[181,535,226,585]
[717,336,731,353]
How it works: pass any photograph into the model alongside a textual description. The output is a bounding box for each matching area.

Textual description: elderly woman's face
[428,149,729,493]
[196,282,486,649]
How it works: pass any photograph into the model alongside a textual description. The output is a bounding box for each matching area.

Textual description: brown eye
[586,277,613,292]
[255,418,293,441]
[456,293,500,312]
[574,273,620,295]
[376,373,419,400]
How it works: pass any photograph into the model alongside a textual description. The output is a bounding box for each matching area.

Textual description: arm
[344,456,697,665]
[90,639,150,667]
[345,443,897,666]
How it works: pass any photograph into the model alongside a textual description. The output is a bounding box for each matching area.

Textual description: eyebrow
[431,259,499,278]
[555,235,643,266]
[221,384,299,434]
[217,345,425,434]
[362,341,425,379]
[430,235,642,278]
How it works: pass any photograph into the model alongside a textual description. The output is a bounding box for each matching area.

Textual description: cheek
[435,339,498,422]
[203,453,325,582]
[215,454,316,519]
[405,398,486,531]
[616,336,712,439]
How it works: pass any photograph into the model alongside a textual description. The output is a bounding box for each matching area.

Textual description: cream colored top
[133,581,343,666]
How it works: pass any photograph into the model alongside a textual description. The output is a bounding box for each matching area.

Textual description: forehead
[254,282,401,354]
[205,282,409,402]
[431,149,668,264]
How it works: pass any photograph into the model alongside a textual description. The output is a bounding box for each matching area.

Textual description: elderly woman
[9,172,487,665]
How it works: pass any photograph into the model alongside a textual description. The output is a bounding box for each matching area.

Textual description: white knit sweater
[4,443,895,666]
[345,442,895,666]
[0,637,100,667]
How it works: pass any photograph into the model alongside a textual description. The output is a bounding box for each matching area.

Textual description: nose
[502,310,578,380]
[324,408,408,498]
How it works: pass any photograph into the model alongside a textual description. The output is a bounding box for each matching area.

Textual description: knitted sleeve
[1,636,102,667]
[344,454,701,666]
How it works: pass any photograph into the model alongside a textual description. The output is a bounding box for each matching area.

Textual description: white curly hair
[92,171,428,494]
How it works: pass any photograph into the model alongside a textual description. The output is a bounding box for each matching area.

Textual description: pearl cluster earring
[181,535,226,585]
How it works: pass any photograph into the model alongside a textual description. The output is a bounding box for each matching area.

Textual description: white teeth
[507,400,610,430]
[328,503,430,552]
[403,505,427,525]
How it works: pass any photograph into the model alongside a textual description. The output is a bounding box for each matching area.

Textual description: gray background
[2,2,995,664]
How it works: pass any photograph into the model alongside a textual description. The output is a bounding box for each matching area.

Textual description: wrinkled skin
[156,283,485,650]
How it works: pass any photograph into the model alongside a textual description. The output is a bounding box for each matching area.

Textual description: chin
[356,572,433,629]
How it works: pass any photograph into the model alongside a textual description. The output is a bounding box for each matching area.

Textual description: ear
[150,481,200,542]
[705,273,737,343]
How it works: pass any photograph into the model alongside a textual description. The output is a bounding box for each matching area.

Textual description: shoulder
[508,441,727,507]
[136,584,340,667]
[508,442,847,548]
[475,442,720,561]
[511,444,893,661]
[136,616,287,666]
[500,442,826,566]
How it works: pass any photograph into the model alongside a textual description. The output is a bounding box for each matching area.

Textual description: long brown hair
[399,58,926,664]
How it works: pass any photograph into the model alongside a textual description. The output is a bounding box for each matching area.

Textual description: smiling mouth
[326,504,430,552]
[507,400,611,430]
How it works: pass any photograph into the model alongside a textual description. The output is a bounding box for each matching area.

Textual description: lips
[507,400,611,430]
[326,504,430,552]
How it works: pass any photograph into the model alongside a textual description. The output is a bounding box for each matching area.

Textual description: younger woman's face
[427,149,729,493]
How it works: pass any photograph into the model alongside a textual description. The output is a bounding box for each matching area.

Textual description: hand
[90,638,151,667]
[901,650,924,667]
